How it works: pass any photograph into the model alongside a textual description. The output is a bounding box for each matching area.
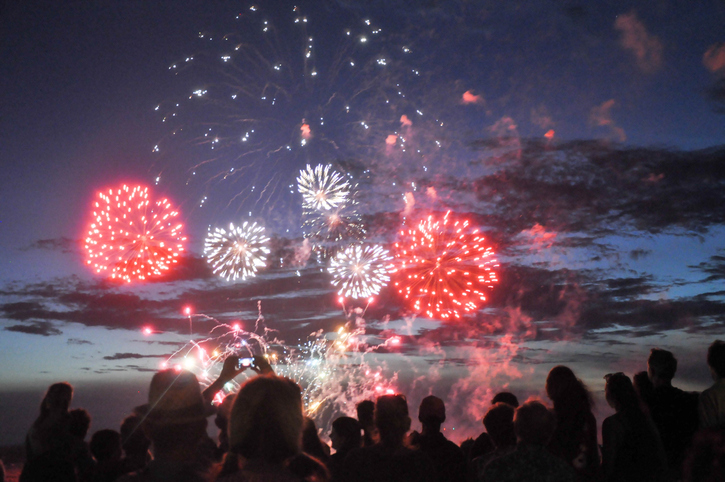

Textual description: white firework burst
[204,222,270,281]
[297,164,350,211]
[328,244,394,299]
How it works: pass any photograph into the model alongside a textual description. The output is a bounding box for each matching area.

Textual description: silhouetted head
[604,373,640,413]
[491,392,519,408]
[120,413,151,458]
[356,400,375,427]
[375,394,411,446]
[648,348,677,383]
[90,429,122,462]
[331,416,361,452]
[707,340,725,379]
[137,370,209,453]
[41,382,73,416]
[418,395,446,429]
[545,365,593,413]
[514,400,556,446]
[68,408,91,439]
[229,375,303,464]
[483,402,516,449]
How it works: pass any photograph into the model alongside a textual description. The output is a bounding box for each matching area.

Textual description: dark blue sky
[1,0,724,446]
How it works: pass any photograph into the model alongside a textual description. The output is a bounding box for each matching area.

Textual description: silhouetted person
[408,396,466,482]
[545,366,599,480]
[302,416,330,463]
[328,416,361,481]
[21,382,77,482]
[601,372,667,482]
[645,348,699,476]
[218,374,328,482]
[69,408,95,482]
[633,371,655,414]
[90,429,125,482]
[356,400,377,447]
[682,427,725,482]
[481,400,575,482]
[119,414,151,474]
[343,394,435,482]
[470,402,516,480]
[117,370,216,482]
[212,395,235,460]
[700,340,725,429]
[468,392,518,461]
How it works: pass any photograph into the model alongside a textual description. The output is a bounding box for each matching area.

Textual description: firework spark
[204,222,271,281]
[297,164,351,211]
[329,244,394,299]
[393,211,498,319]
[84,184,186,282]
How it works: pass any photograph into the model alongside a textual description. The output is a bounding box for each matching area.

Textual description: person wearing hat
[119,355,272,482]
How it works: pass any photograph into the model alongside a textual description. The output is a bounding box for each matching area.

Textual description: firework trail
[84,184,186,282]
[329,244,395,299]
[161,307,396,424]
[394,211,498,319]
[204,221,271,281]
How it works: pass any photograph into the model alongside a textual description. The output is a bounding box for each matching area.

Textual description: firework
[204,222,271,281]
[393,211,498,319]
[84,184,186,282]
[297,164,351,211]
[329,244,394,299]
[302,194,366,259]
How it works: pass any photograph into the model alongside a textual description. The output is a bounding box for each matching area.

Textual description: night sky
[1,0,725,446]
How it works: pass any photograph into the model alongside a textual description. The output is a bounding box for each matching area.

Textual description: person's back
[470,402,516,481]
[601,373,667,482]
[481,400,575,482]
[343,395,434,482]
[645,348,699,474]
[700,340,725,429]
[545,366,599,480]
[411,396,465,482]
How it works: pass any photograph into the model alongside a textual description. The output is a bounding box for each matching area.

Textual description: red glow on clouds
[385,134,398,145]
[544,130,555,139]
[300,123,312,139]
[400,115,412,127]
[462,90,484,104]
[703,43,725,72]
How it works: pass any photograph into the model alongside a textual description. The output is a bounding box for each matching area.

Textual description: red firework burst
[84,184,186,282]
[393,211,498,319]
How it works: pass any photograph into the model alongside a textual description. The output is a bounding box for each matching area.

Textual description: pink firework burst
[84,184,186,282]
[393,211,498,319]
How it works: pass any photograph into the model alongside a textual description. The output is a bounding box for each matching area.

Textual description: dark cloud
[690,255,725,282]
[102,353,166,360]
[67,338,93,345]
[630,249,652,260]
[5,321,62,336]
[21,237,78,254]
[458,141,725,241]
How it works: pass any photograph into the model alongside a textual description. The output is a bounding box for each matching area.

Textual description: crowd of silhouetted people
[6,340,725,482]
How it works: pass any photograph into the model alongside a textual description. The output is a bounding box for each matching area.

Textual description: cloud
[400,115,412,127]
[103,352,166,360]
[614,12,663,72]
[703,43,725,72]
[690,255,725,282]
[629,249,652,260]
[590,100,626,142]
[21,237,77,254]
[461,90,484,105]
[5,321,62,336]
[67,338,93,345]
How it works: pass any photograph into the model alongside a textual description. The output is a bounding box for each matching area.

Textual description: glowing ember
[328,244,395,299]
[204,222,270,281]
[297,164,350,211]
[84,184,186,282]
[393,211,498,319]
